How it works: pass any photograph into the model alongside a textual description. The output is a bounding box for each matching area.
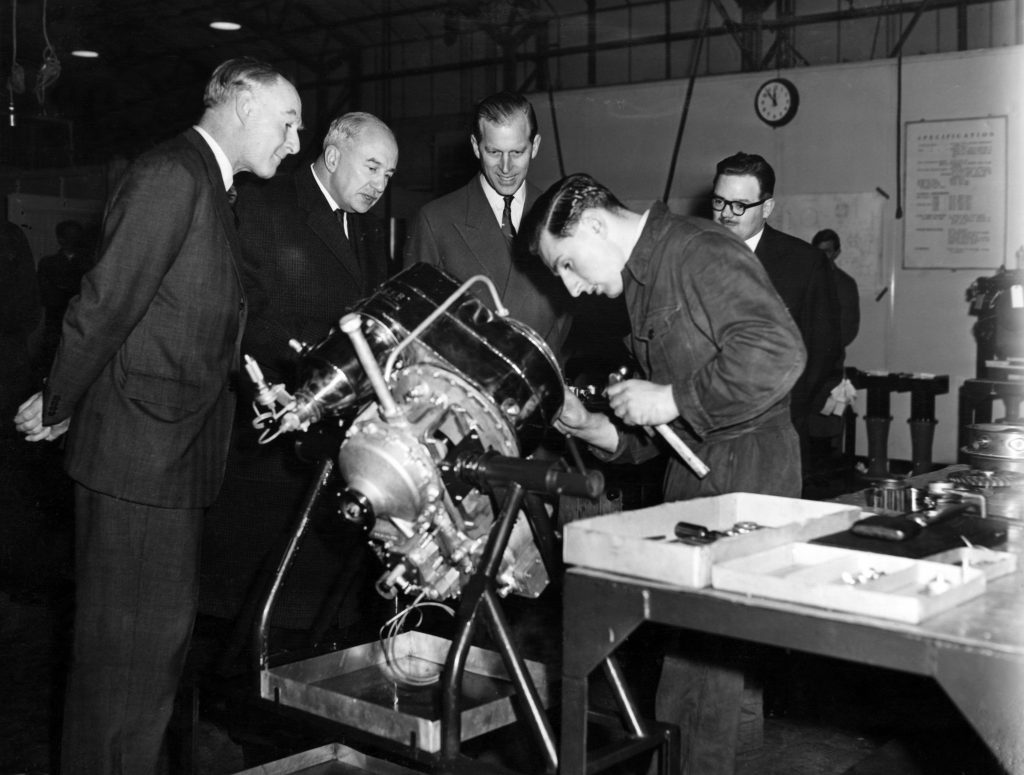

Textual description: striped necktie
[501,195,516,241]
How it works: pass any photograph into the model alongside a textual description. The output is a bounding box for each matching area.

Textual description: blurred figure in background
[36,219,93,373]
[0,215,39,435]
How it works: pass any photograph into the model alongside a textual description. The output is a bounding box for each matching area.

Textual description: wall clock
[755,77,799,127]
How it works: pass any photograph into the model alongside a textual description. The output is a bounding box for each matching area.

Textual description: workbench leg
[560,675,589,775]
[908,418,937,475]
[864,415,892,478]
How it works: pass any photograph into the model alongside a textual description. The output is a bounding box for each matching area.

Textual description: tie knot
[226,185,237,206]
[503,195,514,206]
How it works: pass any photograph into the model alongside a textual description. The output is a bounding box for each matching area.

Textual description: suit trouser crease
[61,484,202,775]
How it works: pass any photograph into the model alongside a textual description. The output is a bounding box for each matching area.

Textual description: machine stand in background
[848,369,949,478]
[907,374,950,475]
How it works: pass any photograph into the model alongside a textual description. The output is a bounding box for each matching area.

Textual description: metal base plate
[261,631,551,753]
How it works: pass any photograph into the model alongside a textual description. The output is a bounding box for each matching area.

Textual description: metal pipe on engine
[339,313,402,419]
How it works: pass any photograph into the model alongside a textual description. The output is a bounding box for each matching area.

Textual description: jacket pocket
[122,371,201,420]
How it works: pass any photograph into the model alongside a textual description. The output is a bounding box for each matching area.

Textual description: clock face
[755,78,799,127]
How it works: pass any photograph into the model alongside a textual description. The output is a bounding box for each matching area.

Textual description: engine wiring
[378,592,455,687]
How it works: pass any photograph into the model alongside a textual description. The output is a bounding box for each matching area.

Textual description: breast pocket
[634,304,687,376]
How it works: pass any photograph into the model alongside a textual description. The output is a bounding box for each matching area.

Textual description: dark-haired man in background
[15,57,302,774]
[712,152,842,482]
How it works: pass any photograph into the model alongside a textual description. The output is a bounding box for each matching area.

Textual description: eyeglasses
[711,196,770,216]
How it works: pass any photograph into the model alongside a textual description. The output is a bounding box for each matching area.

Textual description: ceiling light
[71,50,99,58]
[210,21,241,31]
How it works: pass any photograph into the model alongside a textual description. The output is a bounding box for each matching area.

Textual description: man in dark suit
[201,112,397,659]
[14,57,301,774]
[403,90,571,355]
[712,152,843,475]
[812,228,860,349]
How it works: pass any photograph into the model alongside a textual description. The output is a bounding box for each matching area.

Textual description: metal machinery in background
[237,263,662,774]
[956,265,1024,519]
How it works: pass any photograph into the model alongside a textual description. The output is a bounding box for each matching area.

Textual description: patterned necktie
[226,185,238,226]
[501,195,516,241]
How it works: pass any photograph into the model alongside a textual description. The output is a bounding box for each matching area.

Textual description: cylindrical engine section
[356,263,565,433]
[288,316,400,426]
[337,414,442,523]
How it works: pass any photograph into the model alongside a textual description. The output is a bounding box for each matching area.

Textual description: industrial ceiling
[1,0,1018,167]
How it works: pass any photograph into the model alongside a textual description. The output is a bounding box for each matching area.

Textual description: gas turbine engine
[246,263,567,603]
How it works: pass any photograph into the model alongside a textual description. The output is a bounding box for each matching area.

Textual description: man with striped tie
[404,90,571,357]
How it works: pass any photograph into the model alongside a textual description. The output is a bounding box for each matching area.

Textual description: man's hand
[606,379,679,426]
[554,388,619,452]
[13,392,70,442]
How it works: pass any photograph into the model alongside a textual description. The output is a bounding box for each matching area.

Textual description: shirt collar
[311,164,342,212]
[311,165,348,237]
[193,126,234,191]
[624,202,666,287]
[479,174,524,226]
[745,226,766,252]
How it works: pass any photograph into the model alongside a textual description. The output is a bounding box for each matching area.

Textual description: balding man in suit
[201,112,397,660]
[14,57,301,774]
[403,90,571,357]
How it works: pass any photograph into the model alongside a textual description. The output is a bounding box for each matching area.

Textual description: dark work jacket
[602,203,806,499]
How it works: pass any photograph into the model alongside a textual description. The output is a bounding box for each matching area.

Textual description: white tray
[923,545,1018,581]
[562,492,860,588]
[712,542,987,623]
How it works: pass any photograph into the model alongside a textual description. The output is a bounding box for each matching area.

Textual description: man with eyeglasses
[712,152,843,482]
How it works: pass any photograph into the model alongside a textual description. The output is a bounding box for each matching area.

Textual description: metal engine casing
[290,264,564,602]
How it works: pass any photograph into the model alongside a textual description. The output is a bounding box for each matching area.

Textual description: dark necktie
[226,185,238,226]
[501,195,516,241]
[335,208,348,240]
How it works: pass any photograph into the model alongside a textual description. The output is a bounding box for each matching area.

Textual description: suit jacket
[754,224,843,422]
[833,264,860,349]
[43,129,246,508]
[403,176,571,356]
[235,165,389,388]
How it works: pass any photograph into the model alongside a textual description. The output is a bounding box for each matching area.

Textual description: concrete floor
[0,432,1008,775]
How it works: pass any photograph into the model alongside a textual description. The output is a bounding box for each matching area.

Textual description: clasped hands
[555,378,678,452]
[13,392,69,442]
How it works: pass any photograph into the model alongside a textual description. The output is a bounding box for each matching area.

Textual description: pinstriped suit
[42,128,246,774]
[44,129,245,506]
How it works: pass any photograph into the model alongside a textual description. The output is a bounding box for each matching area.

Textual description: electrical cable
[378,592,455,687]
[35,0,61,106]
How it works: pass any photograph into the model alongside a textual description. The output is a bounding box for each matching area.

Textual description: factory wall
[528,44,1024,465]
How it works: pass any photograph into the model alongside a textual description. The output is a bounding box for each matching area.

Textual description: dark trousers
[60,484,202,775]
[654,423,801,774]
